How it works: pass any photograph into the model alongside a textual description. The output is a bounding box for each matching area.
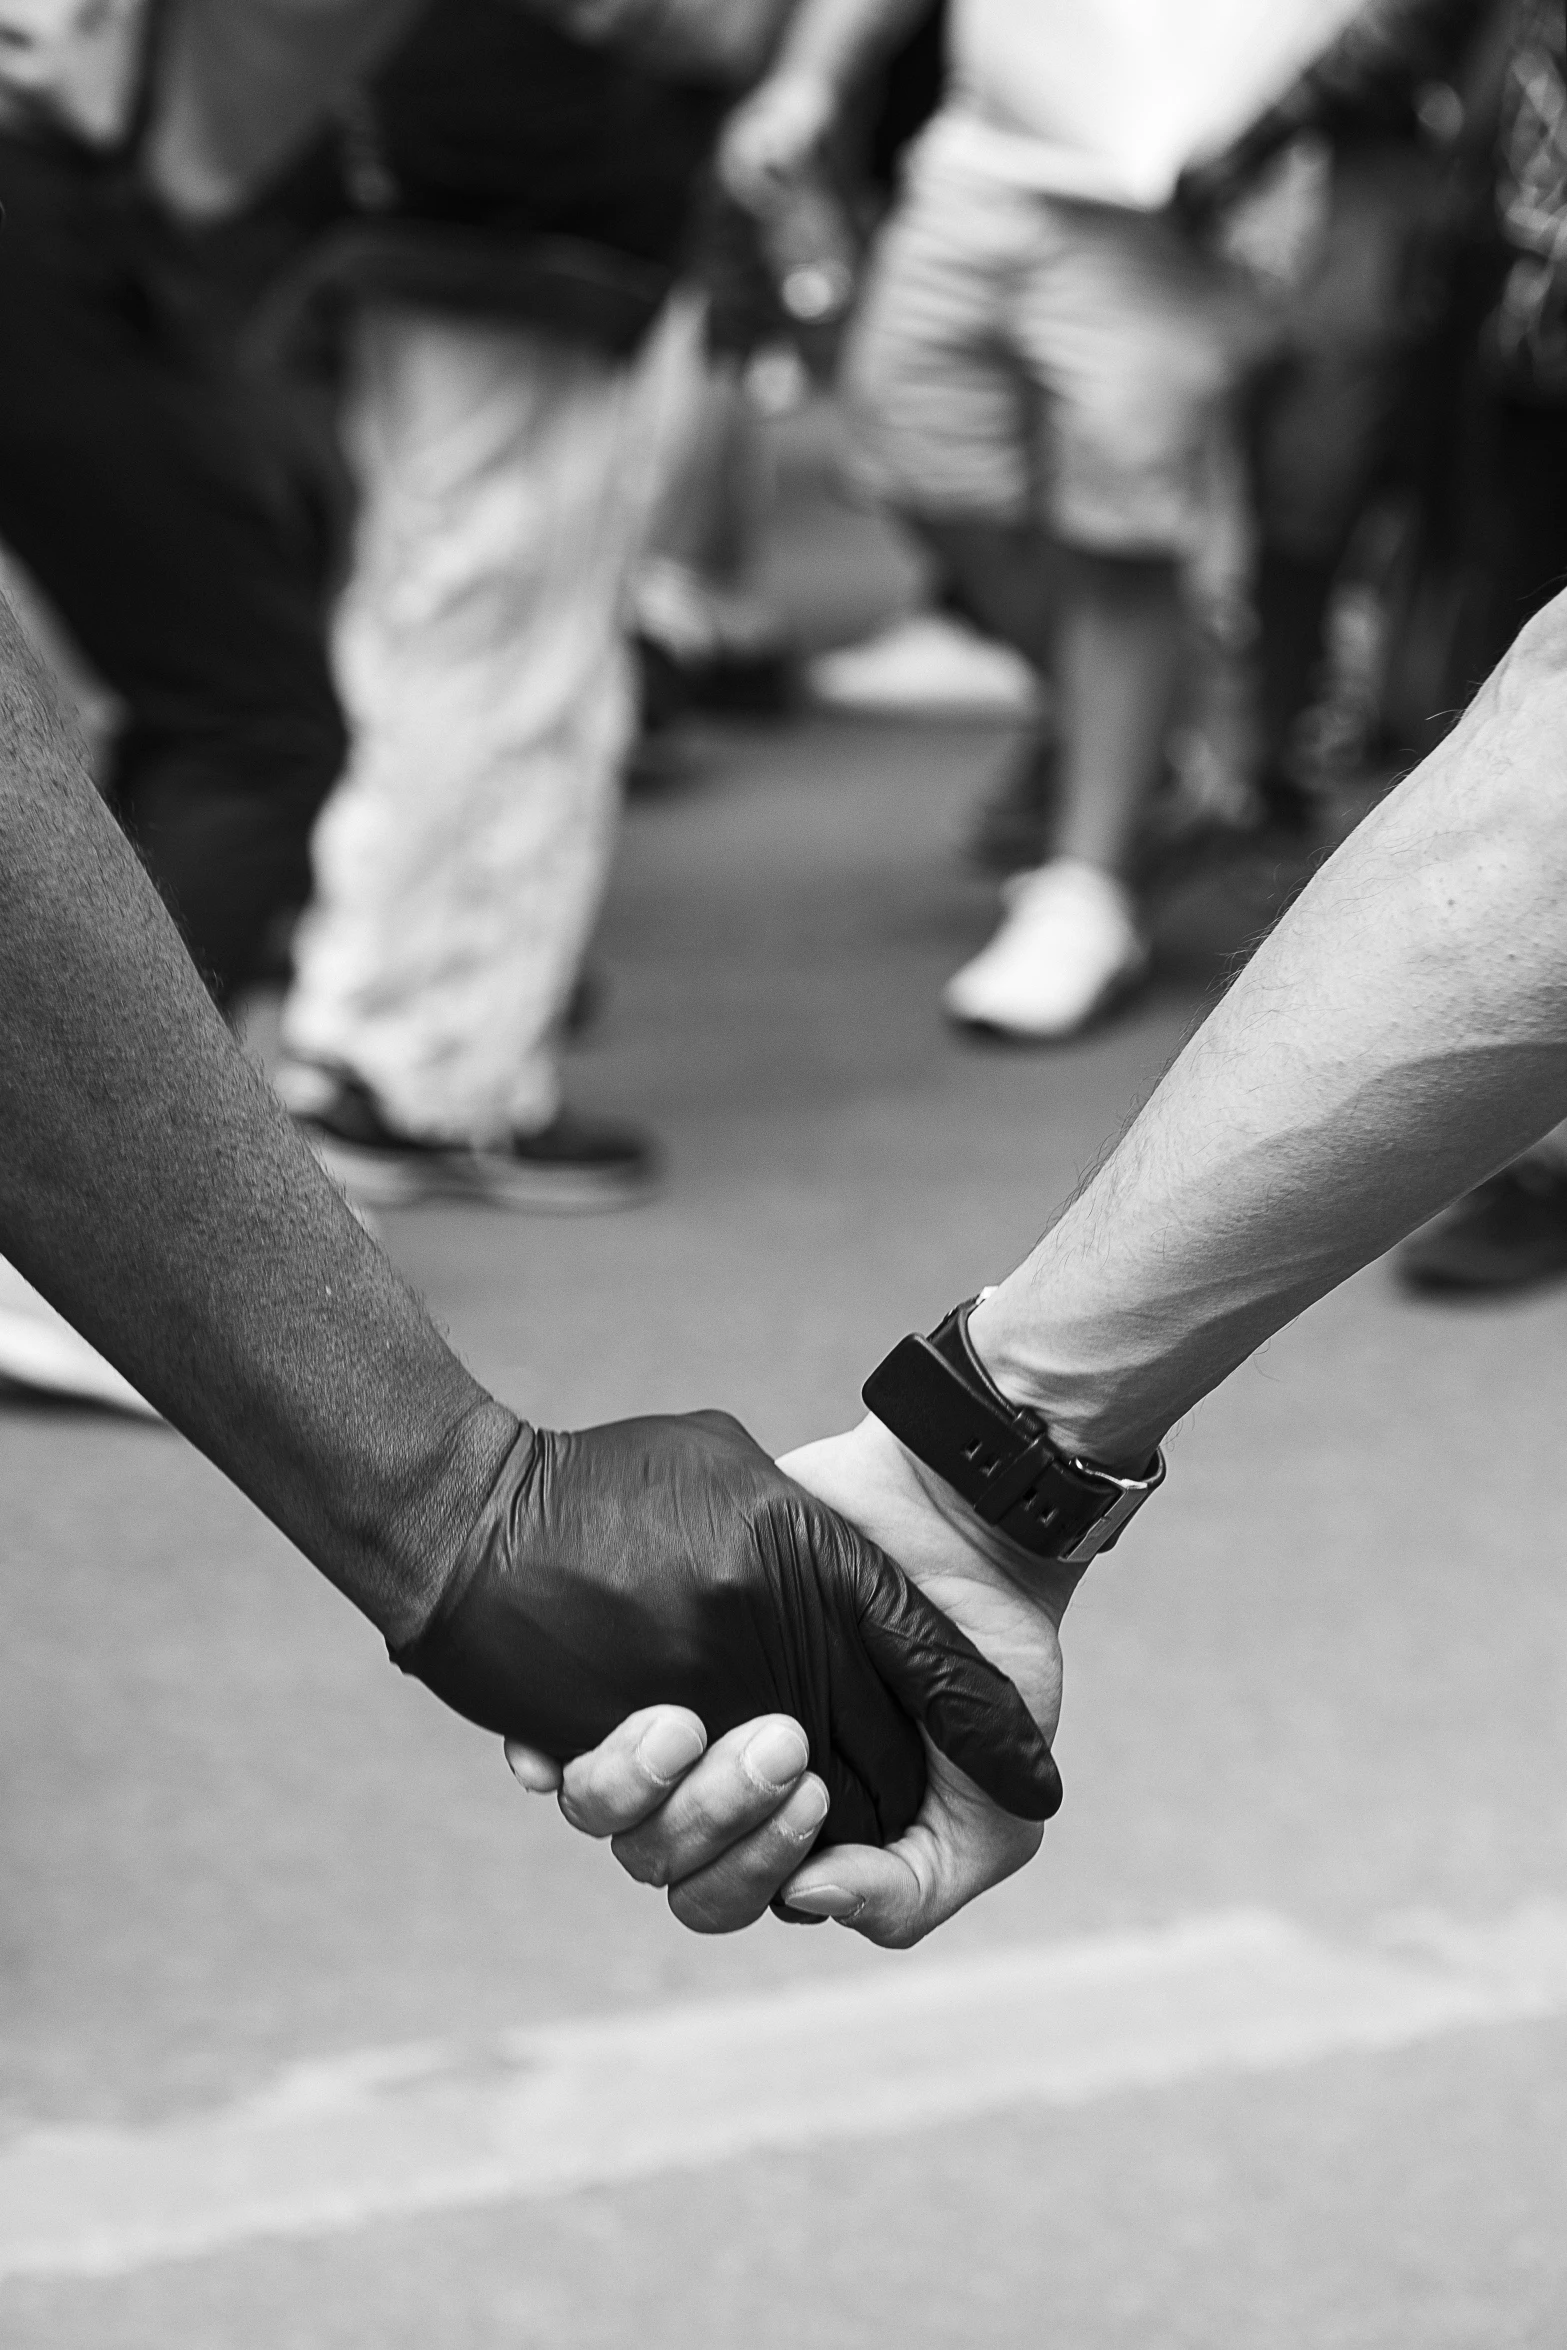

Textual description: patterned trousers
[283,295,695,1138]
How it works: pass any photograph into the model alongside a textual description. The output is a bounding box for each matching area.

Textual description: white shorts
[846,135,1271,557]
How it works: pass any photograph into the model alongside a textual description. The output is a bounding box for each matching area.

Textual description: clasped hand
[502,1415,1084,1948]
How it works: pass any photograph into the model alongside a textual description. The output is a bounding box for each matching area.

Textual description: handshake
[395,1311,1147,1948]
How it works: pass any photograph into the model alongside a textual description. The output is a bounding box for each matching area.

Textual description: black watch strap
[862,1298,1164,1566]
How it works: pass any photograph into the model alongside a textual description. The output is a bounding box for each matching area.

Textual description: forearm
[759,0,929,98]
[0,598,516,1640]
[972,596,1567,1469]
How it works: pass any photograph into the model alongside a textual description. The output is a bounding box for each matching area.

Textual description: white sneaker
[943,859,1148,1040]
[0,1257,159,1416]
[807,611,1042,717]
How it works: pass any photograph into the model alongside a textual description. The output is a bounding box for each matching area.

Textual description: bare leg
[637,359,786,677]
[1052,548,1183,875]
[913,516,1059,666]
[929,531,1180,1037]
[645,361,763,591]
[915,521,1181,877]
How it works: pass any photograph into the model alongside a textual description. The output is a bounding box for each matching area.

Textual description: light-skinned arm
[971,591,1567,1473]
[532,589,1567,1941]
[716,0,932,207]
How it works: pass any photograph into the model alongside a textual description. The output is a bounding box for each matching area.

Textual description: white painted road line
[6,1902,1567,2287]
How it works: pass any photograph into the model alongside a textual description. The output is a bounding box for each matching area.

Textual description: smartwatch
[862,1296,1164,1566]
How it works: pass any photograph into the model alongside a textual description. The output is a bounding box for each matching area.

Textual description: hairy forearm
[0,598,516,1640]
[972,594,1567,1468]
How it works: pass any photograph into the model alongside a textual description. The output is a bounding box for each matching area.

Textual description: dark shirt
[368,0,725,272]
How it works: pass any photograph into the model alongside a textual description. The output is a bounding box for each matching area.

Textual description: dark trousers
[0,135,346,1005]
[1248,138,1462,785]
[1452,387,1567,688]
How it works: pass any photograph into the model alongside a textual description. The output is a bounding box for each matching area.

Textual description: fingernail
[782,1884,863,1921]
[637,1716,706,1784]
[743,1720,810,1788]
[793,1779,829,1833]
[504,1744,558,1794]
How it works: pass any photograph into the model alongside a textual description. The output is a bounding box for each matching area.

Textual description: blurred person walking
[277,0,794,1211]
[0,0,424,1410]
[1209,1,1492,825]
[721,0,1416,1042]
[1392,0,1567,1293]
[0,0,350,1012]
[629,184,805,736]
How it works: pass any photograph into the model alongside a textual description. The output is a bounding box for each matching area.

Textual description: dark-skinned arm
[0,595,1054,1841]
[0,593,517,1640]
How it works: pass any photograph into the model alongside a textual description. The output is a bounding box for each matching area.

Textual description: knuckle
[668,1880,747,1936]
[609,1830,672,1887]
[682,1773,765,1847]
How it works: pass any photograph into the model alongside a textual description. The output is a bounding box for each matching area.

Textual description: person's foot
[0,1257,159,1416]
[296,1074,659,1212]
[634,632,793,723]
[1395,1162,1567,1294]
[807,612,1042,718]
[943,860,1149,1042]
[633,560,793,719]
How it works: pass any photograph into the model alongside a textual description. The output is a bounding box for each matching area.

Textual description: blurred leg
[937,192,1262,1037]
[643,358,766,594]
[912,517,1058,668]
[634,355,789,716]
[284,299,694,1141]
[1018,201,1260,882]
[0,136,344,1007]
[1457,391,1567,687]
[1251,140,1450,791]
[1051,548,1184,874]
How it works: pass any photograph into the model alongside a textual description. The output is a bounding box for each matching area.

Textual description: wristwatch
[862,1296,1164,1566]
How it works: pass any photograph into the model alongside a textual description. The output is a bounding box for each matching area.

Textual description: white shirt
[932,0,1369,209]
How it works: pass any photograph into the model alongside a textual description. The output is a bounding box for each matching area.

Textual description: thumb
[853,1547,1063,1822]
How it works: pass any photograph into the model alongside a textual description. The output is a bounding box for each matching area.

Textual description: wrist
[354,1394,525,1646]
[844,1410,1088,1631]
[965,1282,1172,1478]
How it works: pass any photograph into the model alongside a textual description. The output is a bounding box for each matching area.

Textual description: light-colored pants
[282,298,691,1140]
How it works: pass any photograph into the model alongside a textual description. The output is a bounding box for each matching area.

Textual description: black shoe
[634,631,793,720]
[298,1073,659,1212]
[1395,1163,1567,1294]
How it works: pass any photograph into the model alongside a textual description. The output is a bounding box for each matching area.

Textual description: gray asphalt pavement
[4,459,1567,2350]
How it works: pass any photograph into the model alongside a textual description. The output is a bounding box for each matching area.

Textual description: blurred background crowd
[2,0,1567,1411]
